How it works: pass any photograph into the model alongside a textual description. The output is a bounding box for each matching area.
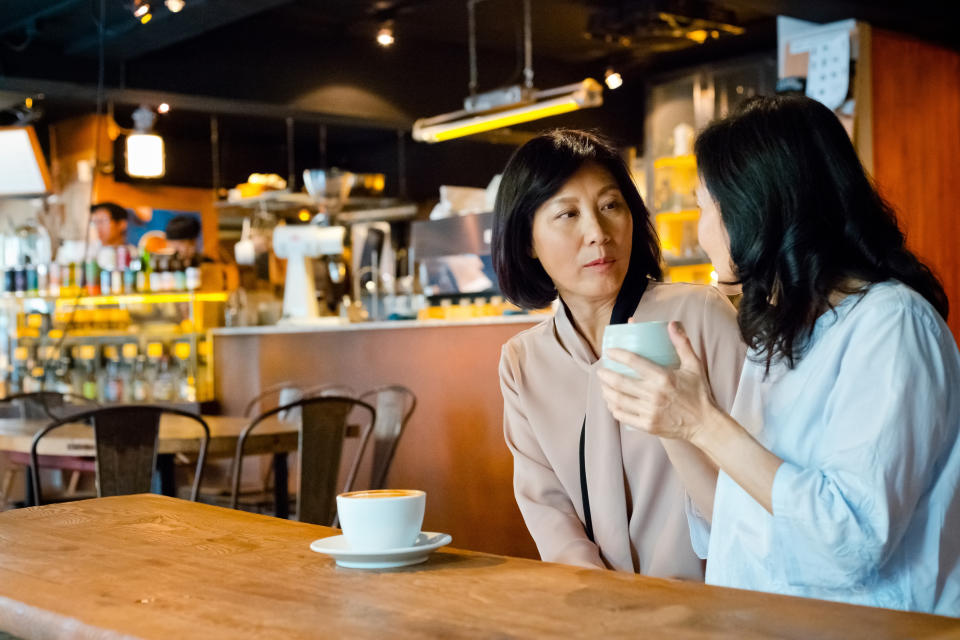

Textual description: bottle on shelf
[173,341,195,402]
[131,354,151,403]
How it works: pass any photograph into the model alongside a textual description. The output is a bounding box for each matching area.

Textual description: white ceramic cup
[336,489,426,551]
[602,321,681,378]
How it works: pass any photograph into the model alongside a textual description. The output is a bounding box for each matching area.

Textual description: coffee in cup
[336,489,426,551]
[602,320,680,377]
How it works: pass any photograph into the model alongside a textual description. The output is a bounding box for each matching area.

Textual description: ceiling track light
[132,1,150,18]
[412,0,603,143]
[164,0,186,13]
[376,21,395,46]
[604,68,623,90]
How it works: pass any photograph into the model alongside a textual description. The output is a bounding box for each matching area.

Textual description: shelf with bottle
[1,336,212,404]
[1,244,208,301]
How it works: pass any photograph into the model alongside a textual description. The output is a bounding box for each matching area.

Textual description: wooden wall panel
[871,29,960,337]
[213,321,542,559]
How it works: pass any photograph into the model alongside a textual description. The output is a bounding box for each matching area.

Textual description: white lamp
[125,105,165,178]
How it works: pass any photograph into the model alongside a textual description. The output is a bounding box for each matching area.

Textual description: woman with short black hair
[598,96,960,614]
[495,129,745,577]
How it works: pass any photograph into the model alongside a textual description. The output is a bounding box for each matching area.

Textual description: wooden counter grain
[0,495,957,639]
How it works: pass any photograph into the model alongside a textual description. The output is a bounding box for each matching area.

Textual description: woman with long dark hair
[598,95,960,614]
[493,129,745,578]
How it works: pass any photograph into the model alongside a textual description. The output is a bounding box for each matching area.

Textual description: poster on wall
[126,209,202,251]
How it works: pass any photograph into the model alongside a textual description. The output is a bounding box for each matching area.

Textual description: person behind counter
[598,95,960,615]
[165,214,213,263]
[493,129,746,579]
[90,202,129,247]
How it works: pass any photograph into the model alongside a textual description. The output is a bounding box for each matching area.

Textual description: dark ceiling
[0,0,955,199]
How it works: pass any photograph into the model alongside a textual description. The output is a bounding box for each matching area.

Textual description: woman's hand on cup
[597,321,718,441]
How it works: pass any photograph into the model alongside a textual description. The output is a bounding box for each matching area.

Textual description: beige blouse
[499,281,745,579]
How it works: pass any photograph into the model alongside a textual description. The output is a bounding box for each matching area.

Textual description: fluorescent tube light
[412,78,603,144]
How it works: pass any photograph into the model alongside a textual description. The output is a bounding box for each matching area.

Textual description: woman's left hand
[597,321,719,442]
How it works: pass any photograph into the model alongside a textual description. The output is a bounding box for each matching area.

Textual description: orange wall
[50,114,219,258]
[871,29,960,337]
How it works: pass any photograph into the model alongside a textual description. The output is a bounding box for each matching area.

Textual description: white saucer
[309,532,453,569]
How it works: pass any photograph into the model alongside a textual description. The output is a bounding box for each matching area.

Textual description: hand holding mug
[598,321,719,442]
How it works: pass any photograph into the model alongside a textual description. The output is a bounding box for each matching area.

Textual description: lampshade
[125,133,165,178]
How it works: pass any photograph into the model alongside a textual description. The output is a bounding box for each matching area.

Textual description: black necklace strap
[579,275,648,546]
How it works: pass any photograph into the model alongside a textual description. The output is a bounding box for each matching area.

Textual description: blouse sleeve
[769,302,958,588]
[499,346,605,569]
[685,287,747,558]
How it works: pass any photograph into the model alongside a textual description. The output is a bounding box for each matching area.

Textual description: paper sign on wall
[800,30,850,110]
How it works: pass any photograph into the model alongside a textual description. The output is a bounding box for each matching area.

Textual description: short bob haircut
[696,95,947,370]
[492,129,662,309]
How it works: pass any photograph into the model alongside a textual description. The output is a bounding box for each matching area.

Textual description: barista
[164,214,213,263]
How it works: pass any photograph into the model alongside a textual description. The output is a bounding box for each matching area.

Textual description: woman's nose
[583,210,610,245]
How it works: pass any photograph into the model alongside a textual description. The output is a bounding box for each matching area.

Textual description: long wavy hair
[695,95,948,369]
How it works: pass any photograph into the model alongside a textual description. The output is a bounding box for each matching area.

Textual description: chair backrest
[359,385,416,490]
[29,405,211,506]
[1,391,98,420]
[231,396,376,526]
[242,381,304,418]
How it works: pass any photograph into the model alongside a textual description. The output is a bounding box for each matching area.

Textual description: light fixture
[125,105,165,178]
[604,68,623,90]
[412,0,603,143]
[164,0,185,13]
[413,79,603,143]
[376,22,394,46]
[157,102,170,114]
[133,2,150,18]
[140,11,153,24]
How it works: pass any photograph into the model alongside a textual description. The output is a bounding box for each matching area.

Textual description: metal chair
[29,405,211,506]
[0,391,98,420]
[230,396,376,526]
[359,385,417,490]
[0,392,99,508]
[242,381,305,418]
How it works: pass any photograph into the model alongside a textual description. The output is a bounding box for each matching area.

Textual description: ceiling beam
[0,76,410,130]
[0,0,85,37]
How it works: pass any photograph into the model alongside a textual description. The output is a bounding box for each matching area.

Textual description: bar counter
[212,315,544,558]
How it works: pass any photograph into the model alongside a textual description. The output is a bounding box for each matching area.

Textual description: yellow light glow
[125,133,165,178]
[428,99,579,143]
[140,12,153,24]
[25,97,33,109]
[55,292,228,308]
[298,209,311,221]
[686,29,708,44]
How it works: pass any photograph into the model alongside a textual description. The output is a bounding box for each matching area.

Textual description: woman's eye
[555,209,576,220]
[601,199,623,211]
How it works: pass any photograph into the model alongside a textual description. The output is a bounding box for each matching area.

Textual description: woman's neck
[564,297,617,360]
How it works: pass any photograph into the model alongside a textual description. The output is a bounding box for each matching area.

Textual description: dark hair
[90,202,129,223]
[695,95,948,369]
[492,129,661,309]
[165,214,201,240]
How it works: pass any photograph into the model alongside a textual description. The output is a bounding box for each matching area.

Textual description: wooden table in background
[0,495,956,639]
[0,415,298,513]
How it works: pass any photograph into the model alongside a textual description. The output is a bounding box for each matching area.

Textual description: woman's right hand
[597,321,720,443]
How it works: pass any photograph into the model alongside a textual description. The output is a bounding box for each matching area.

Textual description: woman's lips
[584,257,616,271]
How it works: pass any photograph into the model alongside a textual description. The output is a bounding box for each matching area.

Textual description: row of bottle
[1,341,206,404]
[1,247,202,298]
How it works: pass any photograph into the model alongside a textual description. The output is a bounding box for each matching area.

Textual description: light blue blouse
[689,281,960,616]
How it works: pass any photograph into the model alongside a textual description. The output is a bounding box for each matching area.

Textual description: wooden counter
[212,316,543,558]
[1,495,956,640]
